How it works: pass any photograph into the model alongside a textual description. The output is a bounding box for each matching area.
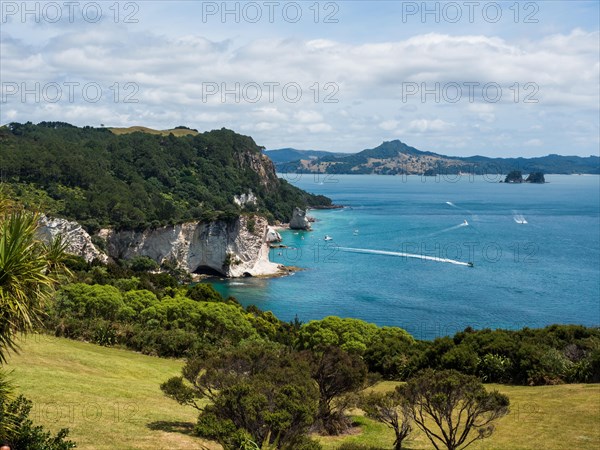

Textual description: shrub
[127,256,159,272]
[1,395,76,450]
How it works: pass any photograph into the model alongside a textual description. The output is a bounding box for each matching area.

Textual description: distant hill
[264,148,343,165]
[275,140,600,175]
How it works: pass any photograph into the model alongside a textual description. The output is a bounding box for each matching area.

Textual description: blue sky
[1,1,599,156]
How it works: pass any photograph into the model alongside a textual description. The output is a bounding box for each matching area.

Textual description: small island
[526,172,546,183]
[504,170,545,184]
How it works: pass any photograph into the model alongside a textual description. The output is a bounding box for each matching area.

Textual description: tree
[401,369,509,450]
[305,346,369,435]
[360,391,412,450]
[161,342,320,449]
[0,200,71,362]
[364,326,415,379]
[185,283,227,303]
[296,316,378,354]
[126,255,159,272]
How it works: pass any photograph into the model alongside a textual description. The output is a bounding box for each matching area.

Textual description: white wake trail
[338,247,472,267]
[420,221,469,239]
[513,214,528,224]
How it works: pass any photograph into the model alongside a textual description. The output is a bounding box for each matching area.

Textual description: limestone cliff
[37,216,109,263]
[102,215,284,277]
[39,215,285,277]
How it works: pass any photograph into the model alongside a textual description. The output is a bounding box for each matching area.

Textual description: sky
[1,1,599,157]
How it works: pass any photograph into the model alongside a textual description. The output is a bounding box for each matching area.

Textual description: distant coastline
[267,140,600,176]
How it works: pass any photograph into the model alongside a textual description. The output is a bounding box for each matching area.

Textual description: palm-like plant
[0,369,16,440]
[0,196,71,363]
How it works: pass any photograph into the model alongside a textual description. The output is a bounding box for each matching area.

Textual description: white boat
[353,229,359,236]
[463,220,469,226]
[324,235,333,241]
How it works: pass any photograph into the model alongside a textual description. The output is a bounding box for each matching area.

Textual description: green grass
[5,335,216,450]
[6,337,600,450]
[318,381,600,450]
[108,126,199,136]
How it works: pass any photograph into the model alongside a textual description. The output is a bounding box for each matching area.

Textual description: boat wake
[421,221,469,238]
[337,247,472,267]
[446,201,478,222]
[513,214,528,224]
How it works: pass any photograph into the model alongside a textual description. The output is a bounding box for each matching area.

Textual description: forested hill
[274,140,600,175]
[0,122,331,230]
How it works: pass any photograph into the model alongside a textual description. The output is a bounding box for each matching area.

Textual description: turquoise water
[212,175,600,339]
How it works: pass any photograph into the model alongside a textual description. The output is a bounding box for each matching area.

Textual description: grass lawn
[318,381,600,450]
[5,337,600,450]
[5,335,216,450]
[108,126,198,136]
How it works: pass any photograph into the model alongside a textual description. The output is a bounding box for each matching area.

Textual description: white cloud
[525,139,543,147]
[294,110,323,123]
[1,21,598,155]
[254,122,279,131]
[407,119,453,133]
[379,120,400,131]
[307,123,332,133]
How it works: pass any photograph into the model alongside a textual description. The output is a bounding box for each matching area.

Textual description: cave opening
[193,265,224,277]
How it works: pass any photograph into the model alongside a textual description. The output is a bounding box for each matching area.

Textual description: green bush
[477,353,513,383]
[1,395,76,450]
[127,256,159,272]
[296,316,379,354]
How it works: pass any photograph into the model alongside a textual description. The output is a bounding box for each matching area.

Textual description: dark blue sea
[212,174,600,340]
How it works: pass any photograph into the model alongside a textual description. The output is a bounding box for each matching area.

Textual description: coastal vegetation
[0,122,331,231]
[0,130,597,449]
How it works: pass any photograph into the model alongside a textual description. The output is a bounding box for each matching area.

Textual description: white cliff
[38,214,289,277]
[233,191,258,207]
[37,216,109,263]
[289,207,312,230]
[266,226,282,243]
[104,215,284,277]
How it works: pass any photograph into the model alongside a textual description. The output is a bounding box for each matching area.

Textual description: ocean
[211,174,600,340]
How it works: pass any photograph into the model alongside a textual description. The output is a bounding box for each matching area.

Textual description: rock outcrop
[504,170,524,183]
[37,216,109,263]
[525,172,546,183]
[233,191,258,207]
[289,207,311,230]
[104,215,284,277]
[266,226,282,243]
